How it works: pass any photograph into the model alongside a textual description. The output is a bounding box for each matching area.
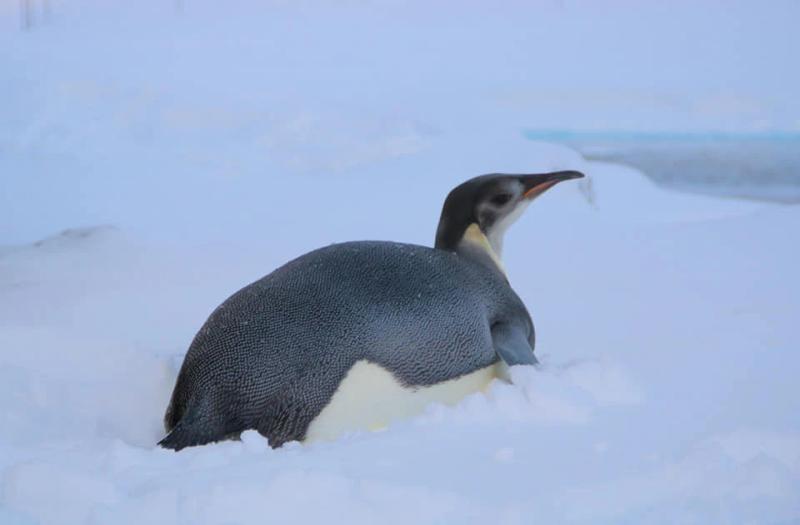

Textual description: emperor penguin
[160,170,584,450]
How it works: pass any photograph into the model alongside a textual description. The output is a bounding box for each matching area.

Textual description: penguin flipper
[491,322,538,366]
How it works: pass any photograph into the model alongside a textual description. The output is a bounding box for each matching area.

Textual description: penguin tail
[157,397,227,451]
[158,420,197,451]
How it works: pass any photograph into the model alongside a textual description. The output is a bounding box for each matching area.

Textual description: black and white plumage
[160,171,584,450]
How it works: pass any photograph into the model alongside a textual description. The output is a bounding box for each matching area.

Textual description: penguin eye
[490,193,513,206]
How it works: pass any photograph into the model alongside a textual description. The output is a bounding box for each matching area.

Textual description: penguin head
[435,171,584,272]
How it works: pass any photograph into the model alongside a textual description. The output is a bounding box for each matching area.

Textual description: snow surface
[1,1,799,524]
[523,131,800,203]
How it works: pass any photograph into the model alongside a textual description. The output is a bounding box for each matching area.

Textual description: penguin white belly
[304,360,499,443]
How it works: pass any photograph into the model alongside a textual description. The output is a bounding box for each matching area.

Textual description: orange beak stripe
[523,180,559,199]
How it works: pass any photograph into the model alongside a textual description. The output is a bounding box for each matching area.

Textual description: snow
[1,1,799,524]
[523,130,800,203]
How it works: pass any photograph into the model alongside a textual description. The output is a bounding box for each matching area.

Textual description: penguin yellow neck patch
[459,223,507,275]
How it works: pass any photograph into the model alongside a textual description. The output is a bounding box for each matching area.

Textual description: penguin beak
[521,170,585,200]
